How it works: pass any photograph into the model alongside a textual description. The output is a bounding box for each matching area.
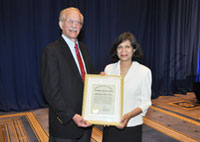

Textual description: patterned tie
[75,43,86,81]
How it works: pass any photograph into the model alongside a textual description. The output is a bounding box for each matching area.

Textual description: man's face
[59,11,82,42]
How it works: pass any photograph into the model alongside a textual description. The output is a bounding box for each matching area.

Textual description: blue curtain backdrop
[197,38,200,82]
[0,0,200,111]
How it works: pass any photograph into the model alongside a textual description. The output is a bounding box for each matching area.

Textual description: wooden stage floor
[0,92,199,142]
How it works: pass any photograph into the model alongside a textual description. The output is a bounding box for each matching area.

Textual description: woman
[102,32,152,142]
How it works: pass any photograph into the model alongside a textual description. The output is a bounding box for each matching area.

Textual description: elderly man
[40,7,94,142]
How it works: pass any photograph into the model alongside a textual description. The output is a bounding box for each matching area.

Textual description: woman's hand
[100,71,105,75]
[116,108,142,129]
[116,112,132,129]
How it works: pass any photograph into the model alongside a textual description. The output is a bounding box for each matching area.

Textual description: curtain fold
[196,38,200,82]
[0,0,200,111]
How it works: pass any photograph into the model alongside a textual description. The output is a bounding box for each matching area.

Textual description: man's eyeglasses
[65,18,83,26]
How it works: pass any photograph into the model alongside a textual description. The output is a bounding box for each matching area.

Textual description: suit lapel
[58,37,83,82]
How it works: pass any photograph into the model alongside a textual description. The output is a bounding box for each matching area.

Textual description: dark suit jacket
[40,37,94,139]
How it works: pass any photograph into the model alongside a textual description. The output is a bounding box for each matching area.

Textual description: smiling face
[59,10,83,42]
[117,40,134,63]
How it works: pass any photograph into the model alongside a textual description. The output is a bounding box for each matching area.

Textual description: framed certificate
[82,74,124,125]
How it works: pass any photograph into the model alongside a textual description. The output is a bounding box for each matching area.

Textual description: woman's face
[117,40,133,62]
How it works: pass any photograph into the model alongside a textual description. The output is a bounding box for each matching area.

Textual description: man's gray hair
[59,7,84,24]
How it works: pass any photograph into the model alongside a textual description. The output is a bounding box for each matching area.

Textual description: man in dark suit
[40,7,94,142]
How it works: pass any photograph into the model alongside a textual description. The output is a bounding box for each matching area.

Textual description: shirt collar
[62,34,78,48]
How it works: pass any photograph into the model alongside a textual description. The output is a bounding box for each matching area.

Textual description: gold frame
[82,74,124,125]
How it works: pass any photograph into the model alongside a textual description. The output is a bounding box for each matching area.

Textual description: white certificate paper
[82,74,123,125]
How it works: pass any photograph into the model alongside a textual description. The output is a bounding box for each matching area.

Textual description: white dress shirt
[104,61,152,127]
[62,34,87,74]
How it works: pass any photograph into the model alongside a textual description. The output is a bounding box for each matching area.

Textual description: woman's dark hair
[110,32,143,63]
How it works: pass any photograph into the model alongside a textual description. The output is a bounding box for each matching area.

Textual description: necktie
[75,43,86,81]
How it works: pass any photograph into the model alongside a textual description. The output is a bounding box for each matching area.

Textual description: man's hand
[72,114,92,127]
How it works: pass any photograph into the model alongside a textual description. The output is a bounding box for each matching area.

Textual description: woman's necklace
[120,69,129,76]
[120,62,132,76]
[120,69,128,74]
